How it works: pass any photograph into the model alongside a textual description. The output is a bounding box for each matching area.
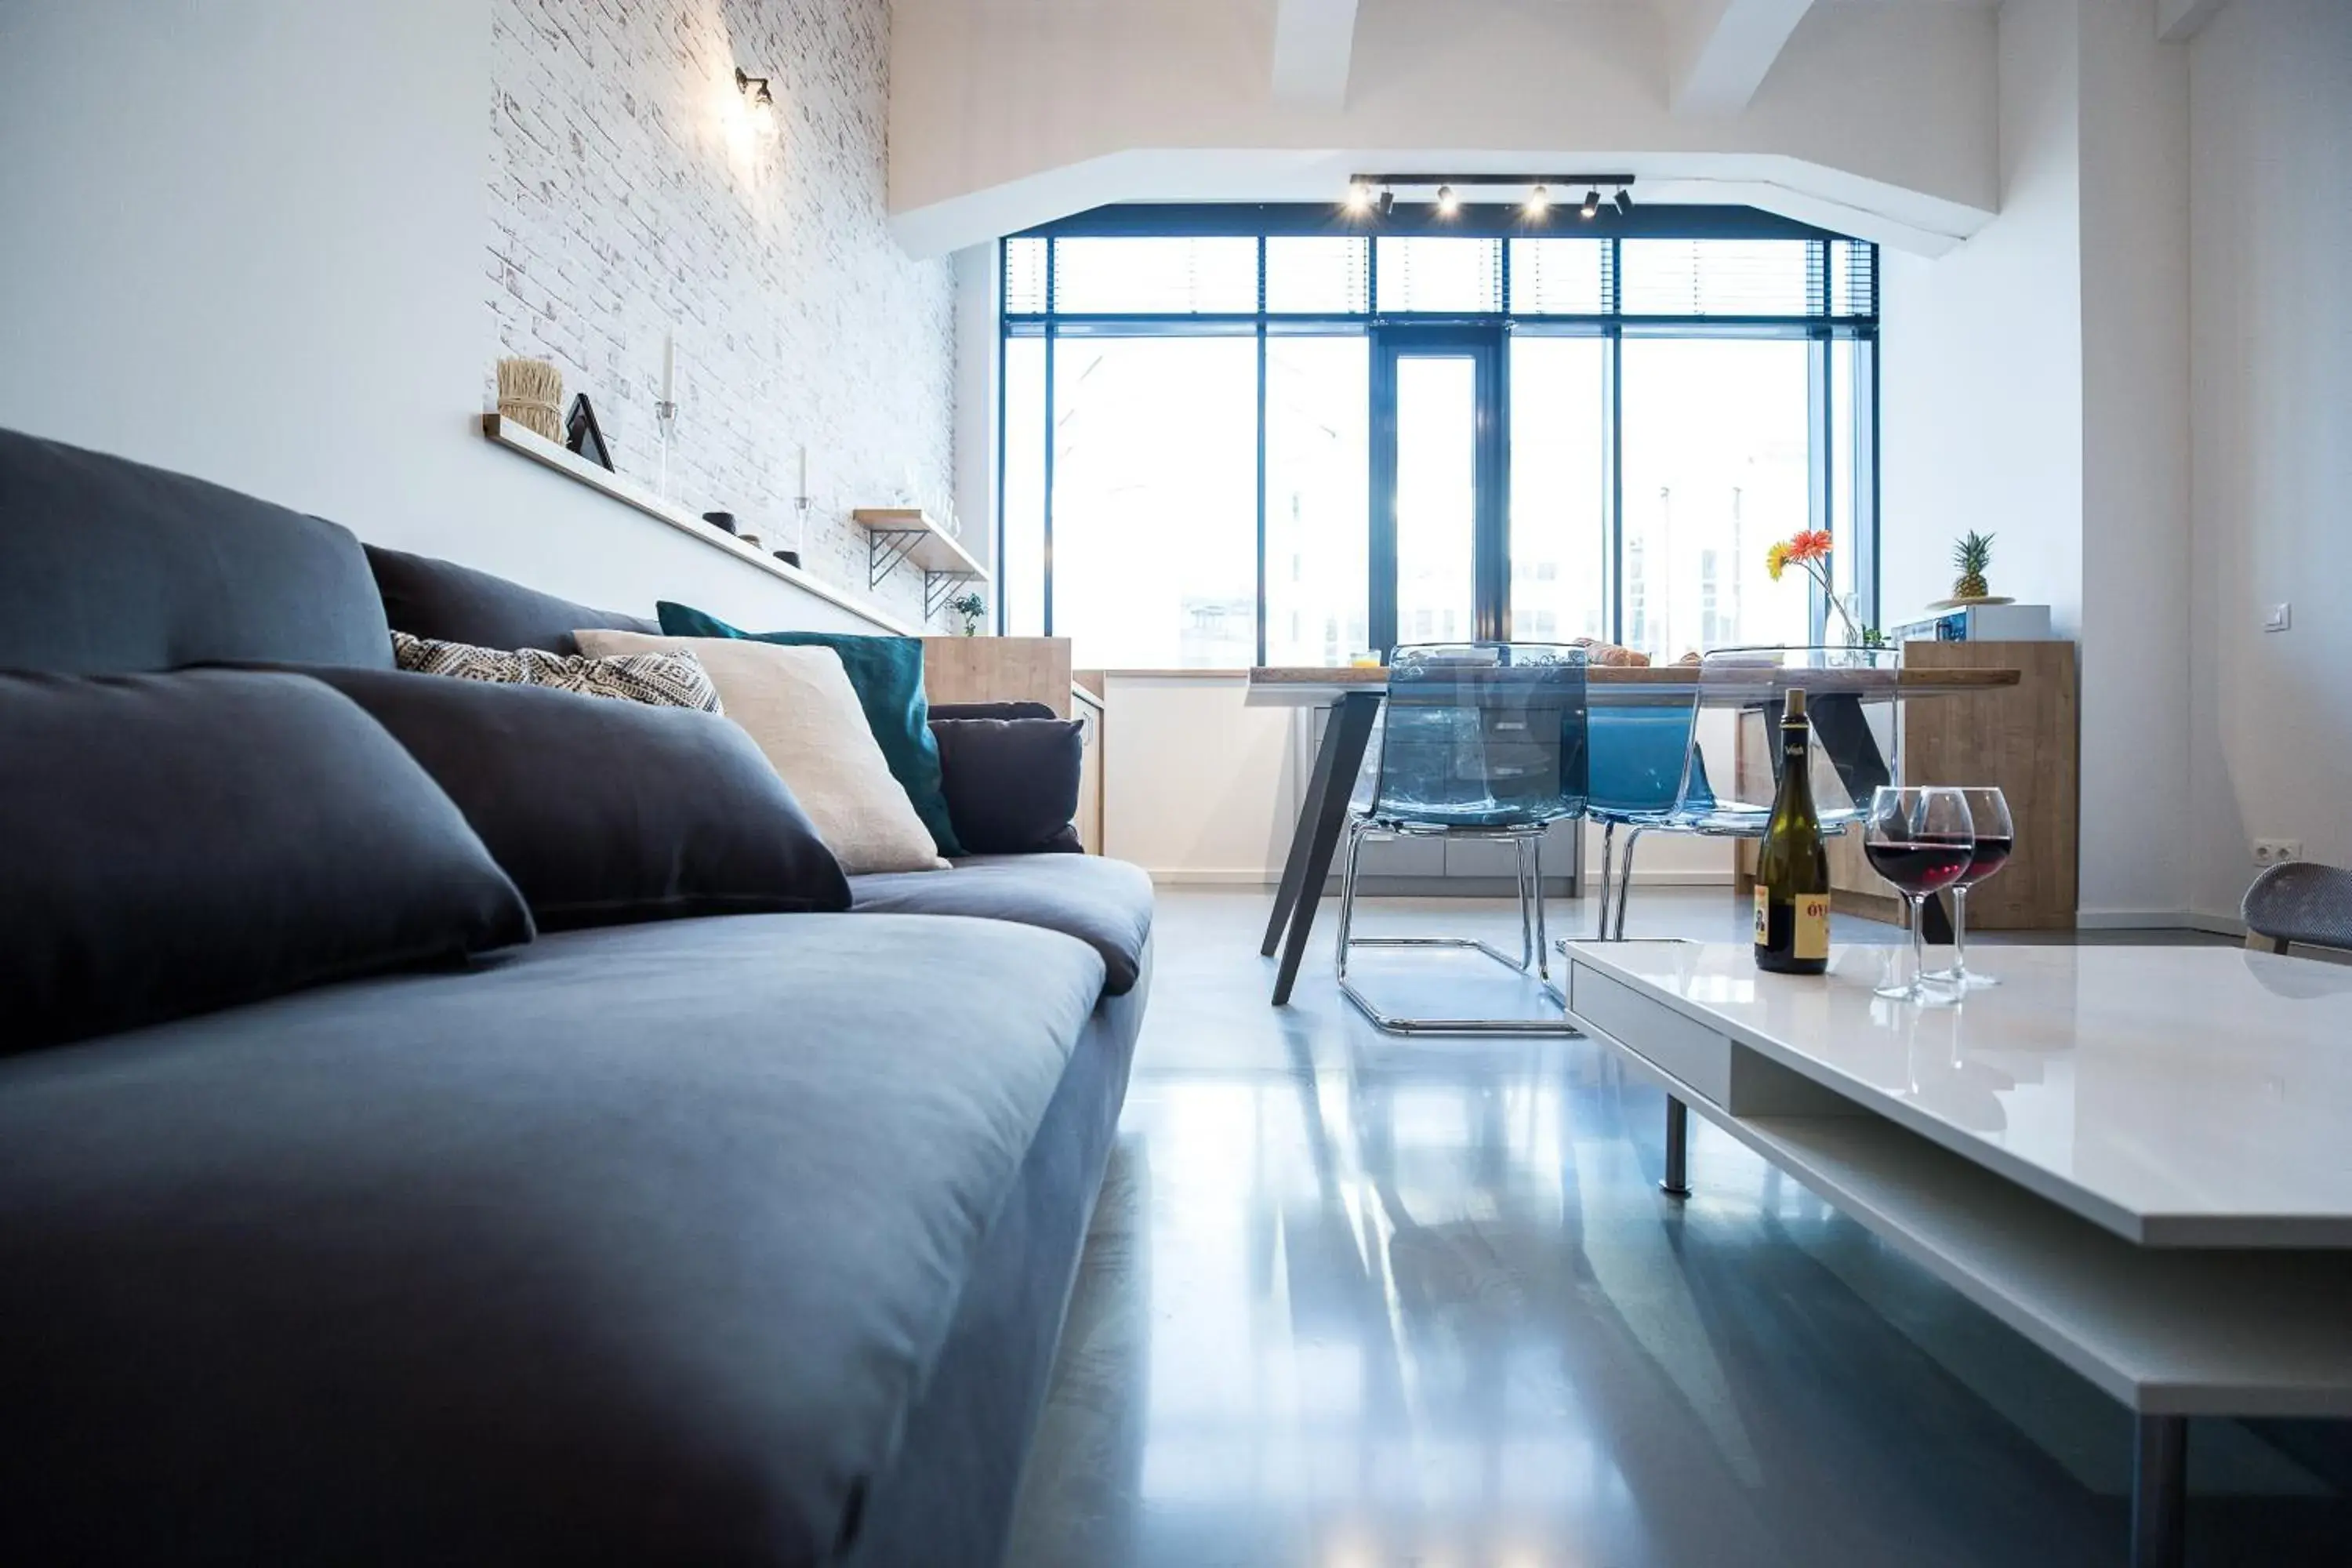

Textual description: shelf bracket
[867,528,926,591]
[922,568,985,622]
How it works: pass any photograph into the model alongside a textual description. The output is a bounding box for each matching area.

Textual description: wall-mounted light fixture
[1343,173,1638,225]
[735,67,775,129]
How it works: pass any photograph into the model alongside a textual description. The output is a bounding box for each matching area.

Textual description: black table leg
[1809,692,1955,944]
[1271,691,1380,1005]
[2132,1414,2187,1568]
[1263,692,1364,956]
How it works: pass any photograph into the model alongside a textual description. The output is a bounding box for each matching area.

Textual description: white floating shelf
[480,414,913,635]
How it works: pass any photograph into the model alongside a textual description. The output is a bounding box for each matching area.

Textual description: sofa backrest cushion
[296,666,852,928]
[930,717,1086,855]
[0,669,535,1051]
[0,426,394,674]
[368,544,657,655]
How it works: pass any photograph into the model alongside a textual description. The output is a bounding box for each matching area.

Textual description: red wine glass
[1863,786,1975,1004]
[1928,786,2013,990]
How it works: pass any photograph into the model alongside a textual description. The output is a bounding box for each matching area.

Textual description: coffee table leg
[1272,692,1380,1006]
[2131,1414,2187,1568]
[1661,1097,1693,1199]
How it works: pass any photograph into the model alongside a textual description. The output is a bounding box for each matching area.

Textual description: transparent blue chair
[1588,644,1904,940]
[1334,644,1589,1034]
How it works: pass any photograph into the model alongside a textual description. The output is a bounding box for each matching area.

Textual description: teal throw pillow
[656,602,964,857]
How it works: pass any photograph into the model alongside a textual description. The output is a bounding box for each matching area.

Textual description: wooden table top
[1250,665,2022,696]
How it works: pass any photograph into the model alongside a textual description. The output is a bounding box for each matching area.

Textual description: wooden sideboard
[1738,641,2080,930]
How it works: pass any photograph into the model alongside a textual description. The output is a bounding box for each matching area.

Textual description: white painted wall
[0,0,932,636]
[1878,0,2084,633]
[887,0,1999,256]
[1878,0,2194,920]
[2074,0,2191,918]
[2183,0,2352,916]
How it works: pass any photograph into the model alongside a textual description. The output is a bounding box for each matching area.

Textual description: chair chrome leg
[1593,821,1617,942]
[1512,836,1537,971]
[1530,835,1551,981]
[1334,819,1367,982]
[1613,827,1645,941]
[1661,1094,1693,1198]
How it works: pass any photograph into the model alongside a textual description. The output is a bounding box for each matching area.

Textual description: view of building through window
[1000,221,1877,667]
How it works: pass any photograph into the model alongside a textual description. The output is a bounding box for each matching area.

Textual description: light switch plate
[2264,603,2292,633]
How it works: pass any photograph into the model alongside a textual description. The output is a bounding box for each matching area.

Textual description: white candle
[661,332,677,405]
[797,442,808,500]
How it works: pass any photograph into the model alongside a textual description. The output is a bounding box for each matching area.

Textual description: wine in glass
[1929,786,2013,989]
[1863,786,1975,1004]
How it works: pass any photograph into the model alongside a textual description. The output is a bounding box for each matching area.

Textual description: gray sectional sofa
[0,427,1149,1565]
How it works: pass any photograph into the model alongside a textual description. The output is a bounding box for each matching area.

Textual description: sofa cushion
[849,853,1153,996]
[0,914,1106,1565]
[576,630,948,876]
[656,602,964,858]
[390,630,724,713]
[367,543,657,655]
[0,426,392,673]
[0,669,533,1051]
[931,716,1085,855]
[299,666,850,929]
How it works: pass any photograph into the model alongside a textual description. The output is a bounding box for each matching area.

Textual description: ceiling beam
[2156,0,2236,44]
[1670,0,1817,117]
[1270,0,1359,111]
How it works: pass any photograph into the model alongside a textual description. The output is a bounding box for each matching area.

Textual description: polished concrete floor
[1006,888,2352,1567]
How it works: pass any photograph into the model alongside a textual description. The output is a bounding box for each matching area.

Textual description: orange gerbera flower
[1765,541,1791,582]
[1785,529,1834,564]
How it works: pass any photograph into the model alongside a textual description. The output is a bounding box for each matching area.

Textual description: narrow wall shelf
[851,508,989,618]
[480,414,915,635]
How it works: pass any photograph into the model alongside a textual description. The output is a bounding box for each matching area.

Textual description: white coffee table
[1559,940,2352,1568]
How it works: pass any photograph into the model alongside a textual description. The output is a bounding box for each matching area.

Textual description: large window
[1000,212,1878,666]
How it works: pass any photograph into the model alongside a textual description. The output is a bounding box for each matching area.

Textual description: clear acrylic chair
[1334,643,1589,1034]
[1594,644,1903,940]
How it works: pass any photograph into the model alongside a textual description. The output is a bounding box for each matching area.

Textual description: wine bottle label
[1795,893,1831,960]
[1752,886,1769,945]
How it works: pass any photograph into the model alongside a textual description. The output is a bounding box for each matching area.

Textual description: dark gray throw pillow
[300,667,851,927]
[0,670,533,1053]
[929,716,1086,855]
[365,543,655,655]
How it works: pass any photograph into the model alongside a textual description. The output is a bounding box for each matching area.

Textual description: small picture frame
[565,394,614,471]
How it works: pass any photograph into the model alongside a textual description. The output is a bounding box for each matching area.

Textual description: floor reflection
[1008,891,2351,1567]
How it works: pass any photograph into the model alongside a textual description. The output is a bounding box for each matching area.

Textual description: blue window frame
[999,204,1879,666]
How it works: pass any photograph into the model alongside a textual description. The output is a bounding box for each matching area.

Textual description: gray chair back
[2241,861,2352,956]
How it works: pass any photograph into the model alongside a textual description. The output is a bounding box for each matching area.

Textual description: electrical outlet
[2253,839,2304,866]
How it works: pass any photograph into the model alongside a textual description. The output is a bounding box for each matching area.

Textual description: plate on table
[1923,595,2015,611]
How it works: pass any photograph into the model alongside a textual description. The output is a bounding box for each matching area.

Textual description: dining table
[1249,662,2024,1006]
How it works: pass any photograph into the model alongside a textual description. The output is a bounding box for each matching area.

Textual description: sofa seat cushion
[0,914,1107,1566]
[849,853,1154,996]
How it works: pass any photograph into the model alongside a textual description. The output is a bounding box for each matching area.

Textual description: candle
[797,442,808,501]
[661,332,676,405]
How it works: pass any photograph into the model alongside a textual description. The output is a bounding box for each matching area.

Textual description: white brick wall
[488,0,954,626]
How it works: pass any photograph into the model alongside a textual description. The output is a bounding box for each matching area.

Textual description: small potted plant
[948,589,988,637]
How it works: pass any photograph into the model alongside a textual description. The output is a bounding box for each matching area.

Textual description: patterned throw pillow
[391,630,723,714]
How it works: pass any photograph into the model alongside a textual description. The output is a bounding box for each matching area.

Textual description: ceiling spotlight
[1435,184,1459,217]
[1523,184,1550,218]
[1614,187,1635,217]
[1580,187,1601,220]
[1344,181,1373,215]
[1378,188,1396,217]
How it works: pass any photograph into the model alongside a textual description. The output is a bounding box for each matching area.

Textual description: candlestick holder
[655,399,679,499]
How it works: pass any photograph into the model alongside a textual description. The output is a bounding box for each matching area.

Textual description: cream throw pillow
[574,630,946,875]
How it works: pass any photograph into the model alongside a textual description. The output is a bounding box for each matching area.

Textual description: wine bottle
[1753,687,1831,975]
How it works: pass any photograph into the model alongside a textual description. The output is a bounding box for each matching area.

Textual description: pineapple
[1951,530,1994,601]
